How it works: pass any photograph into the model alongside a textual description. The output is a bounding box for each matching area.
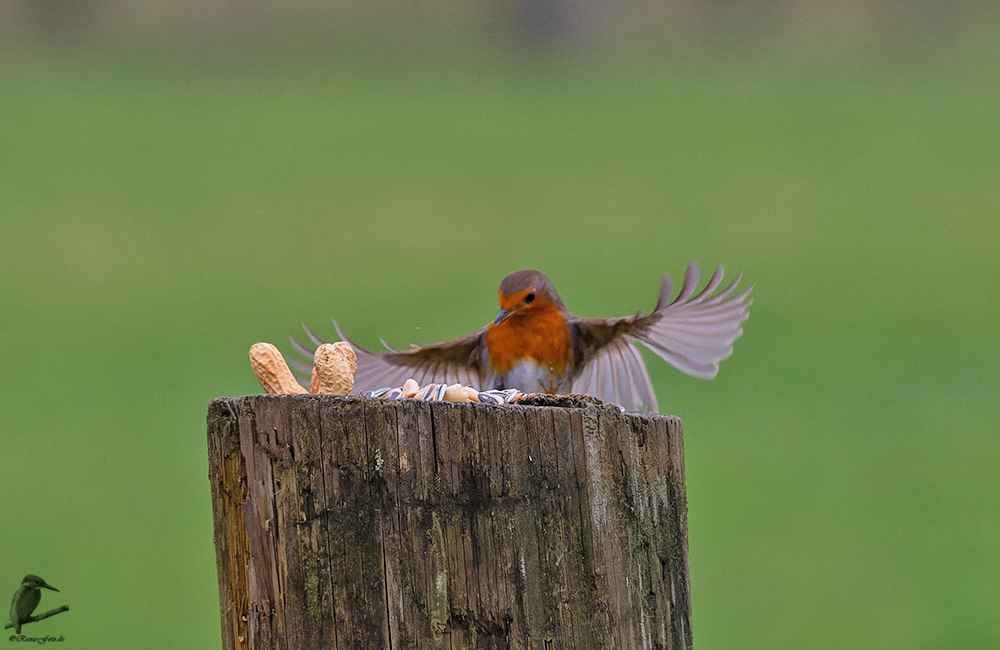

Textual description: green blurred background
[2,1,998,647]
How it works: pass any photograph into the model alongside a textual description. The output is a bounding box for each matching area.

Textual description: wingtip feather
[655,273,674,311]
[302,322,325,347]
[289,335,317,360]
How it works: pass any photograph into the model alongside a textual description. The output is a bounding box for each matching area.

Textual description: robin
[292,262,751,412]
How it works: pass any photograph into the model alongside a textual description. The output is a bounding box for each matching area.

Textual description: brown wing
[290,320,488,393]
[571,263,752,412]
[570,322,660,413]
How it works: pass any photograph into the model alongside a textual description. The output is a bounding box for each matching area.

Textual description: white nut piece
[443,383,470,402]
[402,378,420,397]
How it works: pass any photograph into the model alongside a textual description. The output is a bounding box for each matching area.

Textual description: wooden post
[207,394,693,650]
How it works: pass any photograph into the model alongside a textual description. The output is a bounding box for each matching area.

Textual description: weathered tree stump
[207,394,692,650]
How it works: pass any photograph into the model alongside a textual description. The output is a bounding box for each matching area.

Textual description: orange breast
[484,303,574,375]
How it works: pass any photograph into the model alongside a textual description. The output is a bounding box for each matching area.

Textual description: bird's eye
[525,291,535,304]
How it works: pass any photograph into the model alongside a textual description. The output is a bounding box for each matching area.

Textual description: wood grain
[207,394,693,649]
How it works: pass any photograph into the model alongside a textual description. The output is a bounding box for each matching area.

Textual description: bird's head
[491,270,566,326]
[21,575,59,592]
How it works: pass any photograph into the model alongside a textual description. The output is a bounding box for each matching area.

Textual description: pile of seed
[362,379,525,404]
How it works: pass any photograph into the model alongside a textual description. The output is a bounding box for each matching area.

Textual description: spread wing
[290,321,488,393]
[571,263,753,412]
[570,327,660,413]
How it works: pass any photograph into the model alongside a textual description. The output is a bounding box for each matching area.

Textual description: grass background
[1,9,998,648]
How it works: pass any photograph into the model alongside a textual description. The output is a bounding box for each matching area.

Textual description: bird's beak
[41,583,59,592]
[493,308,512,326]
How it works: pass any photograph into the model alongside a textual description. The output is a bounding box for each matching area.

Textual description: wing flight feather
[290,320,488,393]
[571,263,752,411]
